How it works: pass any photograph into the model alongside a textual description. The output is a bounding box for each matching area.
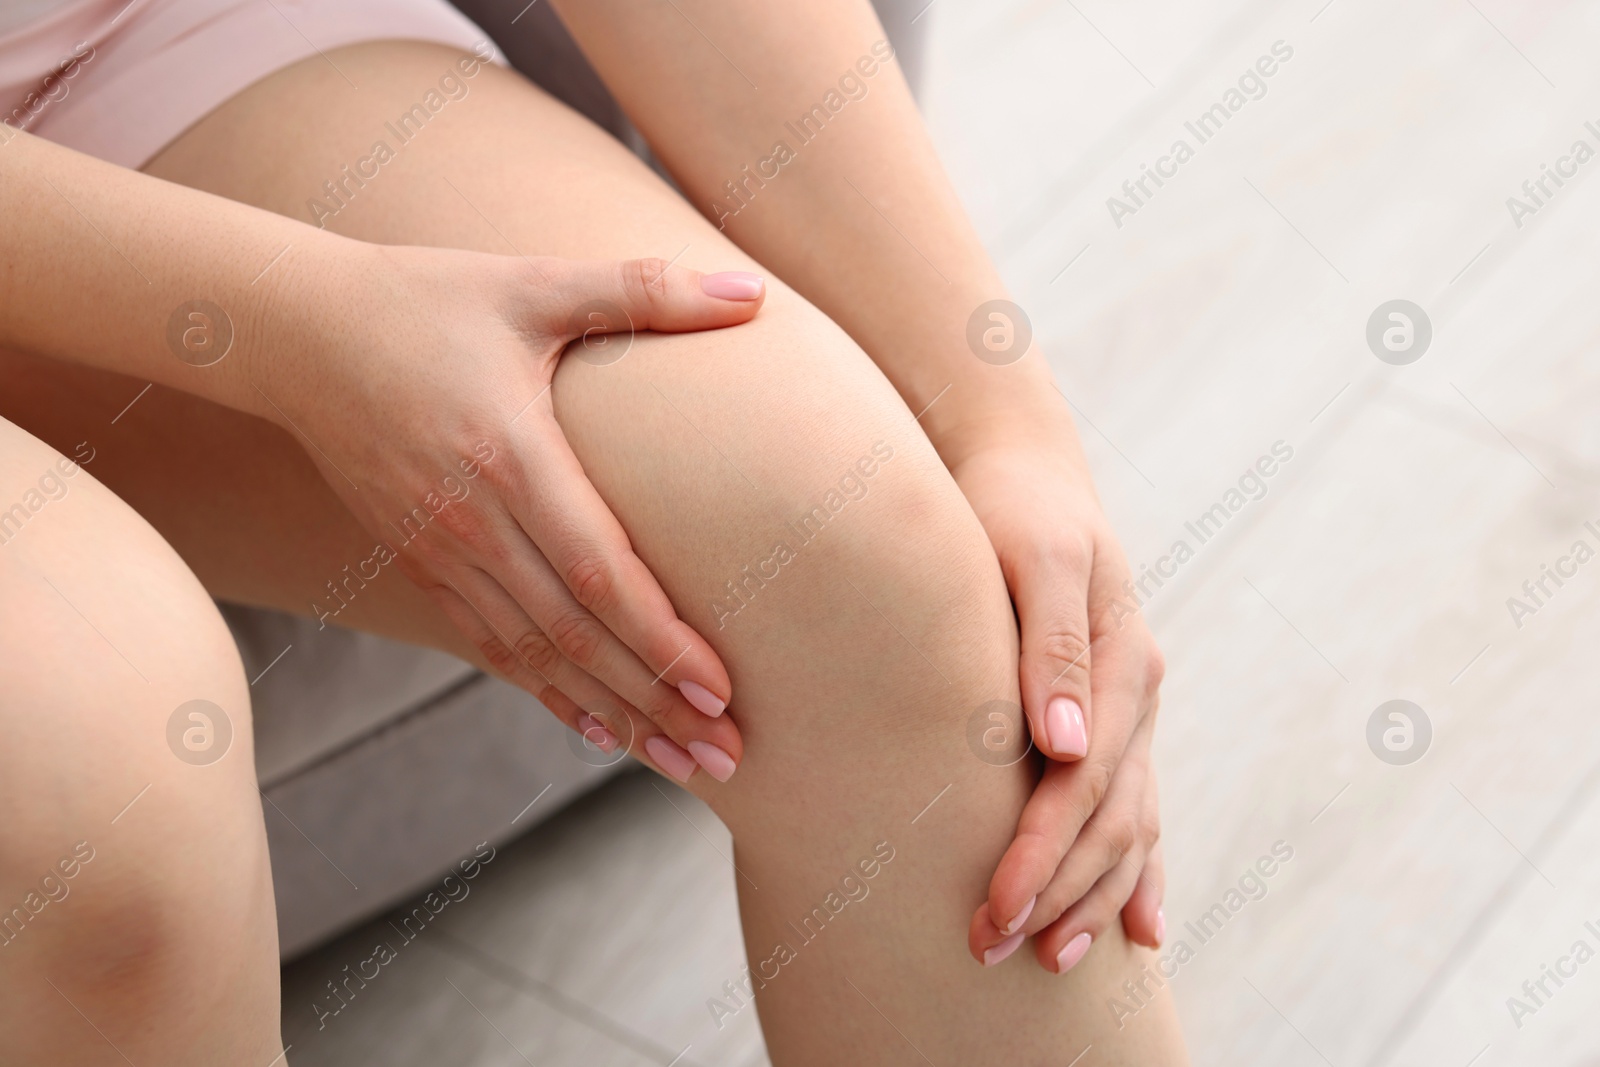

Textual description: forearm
[551,0,1079,465]
[0,128,345,422]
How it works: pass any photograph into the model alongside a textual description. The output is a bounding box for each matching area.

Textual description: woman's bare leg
[1,42,1185,1063]
[0,418,281,1065]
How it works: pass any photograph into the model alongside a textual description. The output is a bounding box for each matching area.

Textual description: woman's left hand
[948,429,1167,972]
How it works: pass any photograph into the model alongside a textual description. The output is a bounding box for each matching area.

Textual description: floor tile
[411,770,763,1067]
[282,920,661,1067]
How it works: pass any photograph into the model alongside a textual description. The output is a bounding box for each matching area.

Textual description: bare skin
[0,14,1186,1066]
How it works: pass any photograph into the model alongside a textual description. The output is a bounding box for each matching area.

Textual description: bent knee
[549,294,1016,711]
[0,416,250,709]
[0,418,258,887]
[788,441,1018,715]
[0,828,277,1064]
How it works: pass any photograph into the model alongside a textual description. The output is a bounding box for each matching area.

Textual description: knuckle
[474,634,523,679]
[563,553,618,616]
[546,609,606,669]
[521,256,561,294]
[1082,760,1115,812]
[1076,909,1112,937]
[469,462,526,517]
[1038,627,1092,676]
[514,627,563,678]
[1011,828,1056,856]
[1137,807,1163,847]
[430,500,496,557]
[624,257,671,303]
[1043,539,1095,584]
[1035,878,1076,922]
[1104,816,1139,858]
[1144,641,1167,690]
[633,690,679,729]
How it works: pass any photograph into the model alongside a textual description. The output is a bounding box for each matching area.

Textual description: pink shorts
[0,0,500,169]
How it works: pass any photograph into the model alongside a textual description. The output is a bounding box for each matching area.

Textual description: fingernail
[1000,895,1036,937]
[576,713,618,753]
[1046,697,1087,757]
[687,740,737,782]
[1055,931,1092,975]
[983,931,1025,967]
[1155,908,1166,946]
[678,680,726,717]
[700,271,764,300]
[645,735,697,783]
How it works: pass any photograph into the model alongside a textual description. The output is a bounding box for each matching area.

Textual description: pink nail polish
[1000,895,1036,937]
[1055,931,1092,975]
[687,740,737,782]
[1046,697,1087,757]
[678,680,726,717]
[700,271,764,300]
[1155,908,1166,946]
[576,713,618,753]
[645,735,697,783]
[983,931,1025,967]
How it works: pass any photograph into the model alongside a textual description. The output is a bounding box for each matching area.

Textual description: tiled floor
[284,2,1600,1064]
[281,770,768,1067]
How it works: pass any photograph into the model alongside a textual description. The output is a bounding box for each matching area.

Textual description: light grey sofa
[250,0,927,961]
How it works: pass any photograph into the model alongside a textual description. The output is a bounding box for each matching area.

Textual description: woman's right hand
[254,241,765,784]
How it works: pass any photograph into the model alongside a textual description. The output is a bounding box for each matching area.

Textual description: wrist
[923,361,1084,471]
[239,229,375,426]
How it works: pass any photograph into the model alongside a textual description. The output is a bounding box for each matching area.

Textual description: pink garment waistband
[0,0,499,169]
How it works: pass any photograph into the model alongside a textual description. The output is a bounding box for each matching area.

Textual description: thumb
[545,257,765,340]
[1016,560,1093,762]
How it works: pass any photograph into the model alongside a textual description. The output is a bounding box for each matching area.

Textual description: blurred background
[265,1,1600,1063]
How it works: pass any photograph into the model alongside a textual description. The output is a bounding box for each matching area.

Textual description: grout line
[986,0,1287,258]
[1365,753,1600,1065]
[1242,977,1336,1066]
[256,671,484,790]
[431,930,710,1066]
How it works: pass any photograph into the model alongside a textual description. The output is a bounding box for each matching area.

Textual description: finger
[985,700,1152,940]
[400,555,705,783]
[407,555,575,707]
[982,756,1078,938]
[1030,725,1153,928]
[502,416,735,721]
[967,902,1028,968]
[418,562,625,739]
[1034,831,1148,975]
[521,676,628,762]
[514,671,699,786]
[1011,549,1094,761]
[440,554,742,782]
[1118,772,1164,948]
[1121,840,1166,949]
[543,257,765,337]
[556,689,699,786]
[983,711,1155,945]
[554,689,700,787]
